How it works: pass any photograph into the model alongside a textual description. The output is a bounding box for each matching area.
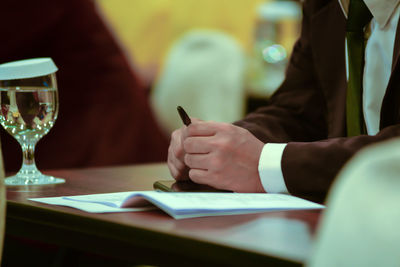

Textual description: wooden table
[5,163,321,266]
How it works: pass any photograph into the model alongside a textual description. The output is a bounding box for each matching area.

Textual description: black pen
[177,106,191,126]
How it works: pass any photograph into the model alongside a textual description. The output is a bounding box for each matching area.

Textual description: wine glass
[0,58,65,185]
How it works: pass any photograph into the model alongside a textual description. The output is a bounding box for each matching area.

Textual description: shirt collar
[338,0,400,28]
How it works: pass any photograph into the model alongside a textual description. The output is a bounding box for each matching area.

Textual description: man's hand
[167,120,265,193]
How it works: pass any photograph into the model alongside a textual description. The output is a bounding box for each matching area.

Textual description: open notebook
[29,191,324,219]
[30,191,324,219]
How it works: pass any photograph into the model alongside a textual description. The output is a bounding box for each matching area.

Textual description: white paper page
[131,191,323,210]
[29,194,154,213]
[121,191,324,219]
[63,191,138,207]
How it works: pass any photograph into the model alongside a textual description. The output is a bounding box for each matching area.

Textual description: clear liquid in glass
[0,86,64,185]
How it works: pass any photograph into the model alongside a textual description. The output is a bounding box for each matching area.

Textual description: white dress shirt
[258,0,400,193]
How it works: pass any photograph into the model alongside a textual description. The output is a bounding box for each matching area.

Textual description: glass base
[5,174,65,186]
[5,163,65,186]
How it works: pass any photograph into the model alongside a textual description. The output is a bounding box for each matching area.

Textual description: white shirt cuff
[258,143,289,193]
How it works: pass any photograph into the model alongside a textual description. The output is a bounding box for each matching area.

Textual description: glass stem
[19,142,40,175]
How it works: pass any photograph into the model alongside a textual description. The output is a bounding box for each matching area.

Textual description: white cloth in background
[151,30,246,134]
[307,138,400,267]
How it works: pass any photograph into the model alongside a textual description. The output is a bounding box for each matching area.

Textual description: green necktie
[346,0,372,136]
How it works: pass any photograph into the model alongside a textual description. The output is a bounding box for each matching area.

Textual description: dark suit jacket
[0,0,169,171]
[236,0,400,203]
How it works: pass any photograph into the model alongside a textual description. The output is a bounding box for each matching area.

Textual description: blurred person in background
[0,0,171,265]
[0,0,169,173]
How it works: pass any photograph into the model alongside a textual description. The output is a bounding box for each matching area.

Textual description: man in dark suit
[168,0,400,203]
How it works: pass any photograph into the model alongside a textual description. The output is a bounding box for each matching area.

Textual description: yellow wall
[97,0,266,78]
